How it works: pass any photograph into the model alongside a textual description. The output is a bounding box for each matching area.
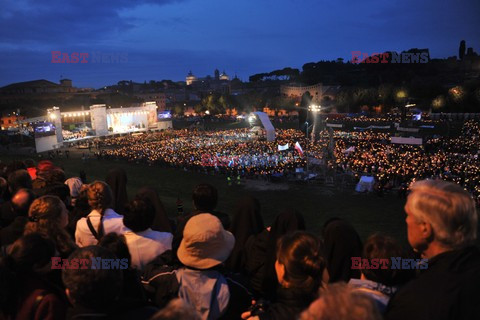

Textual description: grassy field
[0,152,409,248]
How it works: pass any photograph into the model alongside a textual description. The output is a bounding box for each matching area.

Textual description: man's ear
[420,221,434,241]
[65,288,75,305]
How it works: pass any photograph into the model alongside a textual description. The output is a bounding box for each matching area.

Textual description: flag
[343,146,355,153]
[278,143,289,151]
[295,141,304,156]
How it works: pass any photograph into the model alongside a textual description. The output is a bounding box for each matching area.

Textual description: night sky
[1,0,479,88]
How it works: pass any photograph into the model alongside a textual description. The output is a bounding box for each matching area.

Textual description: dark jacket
[385,246,480,320]
[243,229,269,296]
[66,303,157,320]
[257,286,317,320]
[225,196,264,273]
[322,218,362,283]
[15,273,68,320]
[0,216,27,246]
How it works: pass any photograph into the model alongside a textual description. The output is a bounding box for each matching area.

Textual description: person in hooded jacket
[225,195,264,273]
[105,167,129,215]
[322,217,363,283]
[243,208,305,299]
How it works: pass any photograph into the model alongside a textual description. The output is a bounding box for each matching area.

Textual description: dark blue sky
[1,0,479,88]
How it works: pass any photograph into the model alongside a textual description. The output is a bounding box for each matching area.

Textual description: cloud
[0,0,187,46]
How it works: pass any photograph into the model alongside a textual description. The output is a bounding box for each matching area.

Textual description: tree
[459,40,466,60]
[173,103,184,116]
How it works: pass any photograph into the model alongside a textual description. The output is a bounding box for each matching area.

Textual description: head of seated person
[62,246,123,311]
[123,199,155,233]
[361,233,414,287]
[192,183,218,212]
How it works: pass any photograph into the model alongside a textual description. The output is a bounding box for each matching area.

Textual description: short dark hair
[362,233,412,286]
[8,169,32,194]
[99,233,132,268]
[62,246,123,309]
[123,199,155,232]
[192,183,218,212]
[24,159,36,169]
[43,183,70,203]
[7,233,56,273]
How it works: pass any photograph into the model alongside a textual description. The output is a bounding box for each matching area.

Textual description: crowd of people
[0,158,479,319]
[91,120,480,203]
[96,129,310,179]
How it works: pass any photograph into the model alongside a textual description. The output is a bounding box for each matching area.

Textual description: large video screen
[34,122,56,138]
[158,110,172,120]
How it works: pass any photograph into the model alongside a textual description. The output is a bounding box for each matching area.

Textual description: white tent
[355,176,375,192]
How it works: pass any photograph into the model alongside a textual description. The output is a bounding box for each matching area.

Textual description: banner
[391,137,423,145]
[354,125,391,130]
[278,143,289,151]
[326,123,343,128]
[397,127,419,133]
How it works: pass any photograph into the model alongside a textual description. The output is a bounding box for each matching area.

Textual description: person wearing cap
[142,213,251,320]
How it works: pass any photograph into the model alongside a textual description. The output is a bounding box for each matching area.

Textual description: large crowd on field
[94,120,480,203]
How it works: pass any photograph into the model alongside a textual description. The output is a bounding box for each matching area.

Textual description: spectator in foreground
[99,233,154,313]
[24,195,77,258]
[65,177,83,207]
[62,246,124,319]
[135,186,172,233]
[122,198,173,270]
[385,179,480,320]
[0,188,36,247]
[322,218,363,283]
[173,183,230,252]
[243,209,305,298]
[105,167,129,215]
[242,231,327,320]
[1,233,67,320]
[143,213,251,319]
[349,233,413,313]
[299,282,382,320]
[225,195,264,273]
[75,181,127,247]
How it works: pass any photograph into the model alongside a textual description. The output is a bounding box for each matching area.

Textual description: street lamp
[308,104,321,142]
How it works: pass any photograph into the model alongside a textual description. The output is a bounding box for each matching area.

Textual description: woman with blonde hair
[24,195,76,258]
[75,181,127,246]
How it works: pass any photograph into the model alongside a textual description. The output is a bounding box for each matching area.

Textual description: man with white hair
[385,179,480,320]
